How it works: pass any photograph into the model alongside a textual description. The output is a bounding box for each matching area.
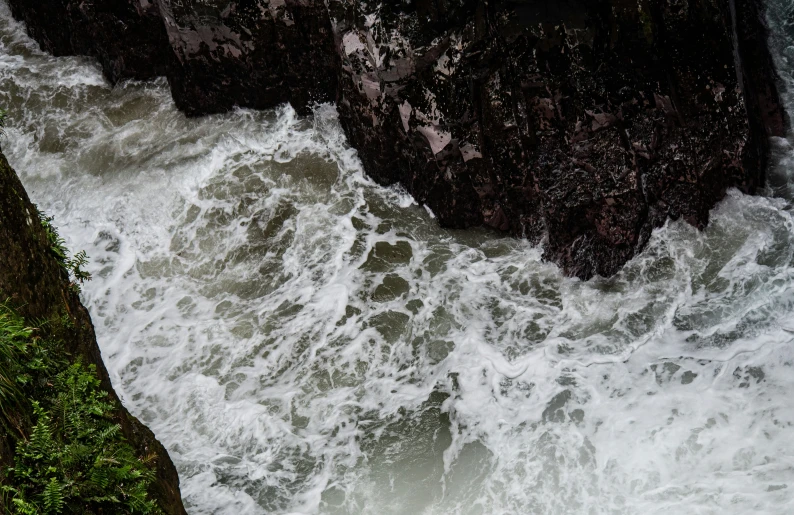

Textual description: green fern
[65,250,92,286]
[42,477,64,514]
[0,302,163,514]
[0,305,33,436]
[38,211,67,263]
[27,405,55,458]
[88,466,111,490]
[10,496,40,515]
[96,423,122,445]
[36,209,92,292]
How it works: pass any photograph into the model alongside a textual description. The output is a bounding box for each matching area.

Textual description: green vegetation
[37,211,92,293]
[0,304,161,514]
[0,308,32,438]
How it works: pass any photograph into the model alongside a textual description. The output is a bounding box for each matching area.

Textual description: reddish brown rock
[328,0,787,278]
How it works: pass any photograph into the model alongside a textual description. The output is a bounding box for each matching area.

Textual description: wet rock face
[7,0,171,82]
[6,0,787,278]
[7,0,337,113]
[330,0,786,278]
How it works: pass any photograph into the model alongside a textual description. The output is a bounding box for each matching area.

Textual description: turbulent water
[3,2,794,513]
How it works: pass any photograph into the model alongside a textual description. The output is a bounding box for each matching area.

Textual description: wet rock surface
[5,0,788,278]
[158,0,338,115]
[7,0,171,82]
[329,0,787,278]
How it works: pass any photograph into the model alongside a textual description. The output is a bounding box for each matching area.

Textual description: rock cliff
[0,153,187,514]
[5,0,788,277]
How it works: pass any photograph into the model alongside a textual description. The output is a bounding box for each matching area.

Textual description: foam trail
[2,1,794,513]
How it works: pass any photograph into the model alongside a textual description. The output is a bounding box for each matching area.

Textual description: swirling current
[2,2,794,513]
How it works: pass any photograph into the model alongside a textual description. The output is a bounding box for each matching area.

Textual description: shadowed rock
[158,0,338,115]
[328,0,787,278]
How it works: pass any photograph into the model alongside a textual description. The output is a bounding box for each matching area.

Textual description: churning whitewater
[3,2,794,513]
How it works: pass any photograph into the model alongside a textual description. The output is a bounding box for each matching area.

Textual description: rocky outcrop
[0,153,187,514]
[7,0,171,82]
[6,0,338,114]
[159,0,338,115]
[6,0,788,278]
[329,0,788,277]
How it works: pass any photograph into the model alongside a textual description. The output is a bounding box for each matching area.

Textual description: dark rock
[6,0,72,56]
[328,0,787,278]
[0,153,187,515]
[159,0,338,115]
[68,0,173,83]
[5,0,788,278]
[731,0,790,181]
[7,0,171,83]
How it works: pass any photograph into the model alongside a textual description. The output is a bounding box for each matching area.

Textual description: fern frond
[42,477,64,514]
[28,417,55,457]
[87,467,111,491]
[11,496,41,515]
[96,423,122,444]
